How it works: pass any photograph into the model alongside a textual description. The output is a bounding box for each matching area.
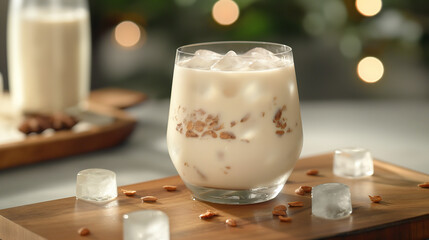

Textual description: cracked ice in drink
[167,42,303,204]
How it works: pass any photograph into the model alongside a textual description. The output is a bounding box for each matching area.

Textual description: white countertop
[0,99,428,209]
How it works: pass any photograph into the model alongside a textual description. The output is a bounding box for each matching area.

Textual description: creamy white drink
[8,7,90,114]
[167,47,303,191]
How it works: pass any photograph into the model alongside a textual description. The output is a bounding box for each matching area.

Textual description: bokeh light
[303,12,326,36]
[114,21,143,47]
[212,0,240,26]
[368,10,423,43]
[357,57,384,83]
[339,34,362,58]
[355,0,382,17]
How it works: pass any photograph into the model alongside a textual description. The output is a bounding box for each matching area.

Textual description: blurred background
[1,0,429,210]
[1,0,428,100]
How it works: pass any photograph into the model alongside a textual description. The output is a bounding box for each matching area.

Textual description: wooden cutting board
[0,153,428,239]
[0,88,146,170]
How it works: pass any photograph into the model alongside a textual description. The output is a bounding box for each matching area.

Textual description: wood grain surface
[0,153,428,240]
[0,216,46,240]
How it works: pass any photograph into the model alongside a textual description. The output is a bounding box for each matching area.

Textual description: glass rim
[123,209,169,220]
[334,147,369,153]
[314,182,350,189]
[176,41,292,57]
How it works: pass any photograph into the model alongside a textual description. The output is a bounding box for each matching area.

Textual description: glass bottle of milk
[7,0,91,114]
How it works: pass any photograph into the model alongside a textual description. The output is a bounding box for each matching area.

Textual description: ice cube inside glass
[123,210,170,240]
[333,148,374,178]
[76,168,117,202]
[166,41,303,204]
[312,183,352,219]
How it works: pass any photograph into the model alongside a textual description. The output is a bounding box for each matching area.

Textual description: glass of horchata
[167,41,303,204]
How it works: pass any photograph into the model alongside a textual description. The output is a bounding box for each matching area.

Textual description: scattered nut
[220,132,236,140]
[418,182,429,188]
[51,113,78,131]
[18,115,51,134]
[205,114,214,122]
[121,189,136,196]
[186,130,198,138]
[78,227,90,236]
[294,187,305,196]
[273,205,287,211]
[199,213,212,219]
[272,210,287,216]
[276,130,285,136]
[18,120,32,134]
[369,195,382,203]
[295,186,312,195]
[278,216,292,222]
[194,121,206,132]
[186,121,194,131]
[274,109,282,121]
[230,121,236,127]
[163,185,177,191]
[288,201,304,207]
[18,113,79,135]
[202,130,217,138]
[306,169,319,176]
[199,210,219,219]
[141,196,157,202]
[208,121,218,129]
[278,122,287,129]
[300,186,312,193]
[272,106,288,134]
[19,118,43,134]
[213,123,224,131]
[225,218,237,227]
[240,113,250,123]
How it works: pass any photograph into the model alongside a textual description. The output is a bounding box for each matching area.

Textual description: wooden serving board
[0,88,145,170]
[1,154,428,240]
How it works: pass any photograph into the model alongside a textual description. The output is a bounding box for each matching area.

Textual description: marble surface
[0,99,428,209]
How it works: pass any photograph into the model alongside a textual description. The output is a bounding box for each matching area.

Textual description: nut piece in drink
[167,42,303,204]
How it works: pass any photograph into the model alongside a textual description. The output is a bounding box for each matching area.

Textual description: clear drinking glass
[166,41,303,204]
[7,0,91,114]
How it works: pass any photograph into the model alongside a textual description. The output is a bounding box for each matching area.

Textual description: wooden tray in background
[0,88,146,170]
[0,154,428,239]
